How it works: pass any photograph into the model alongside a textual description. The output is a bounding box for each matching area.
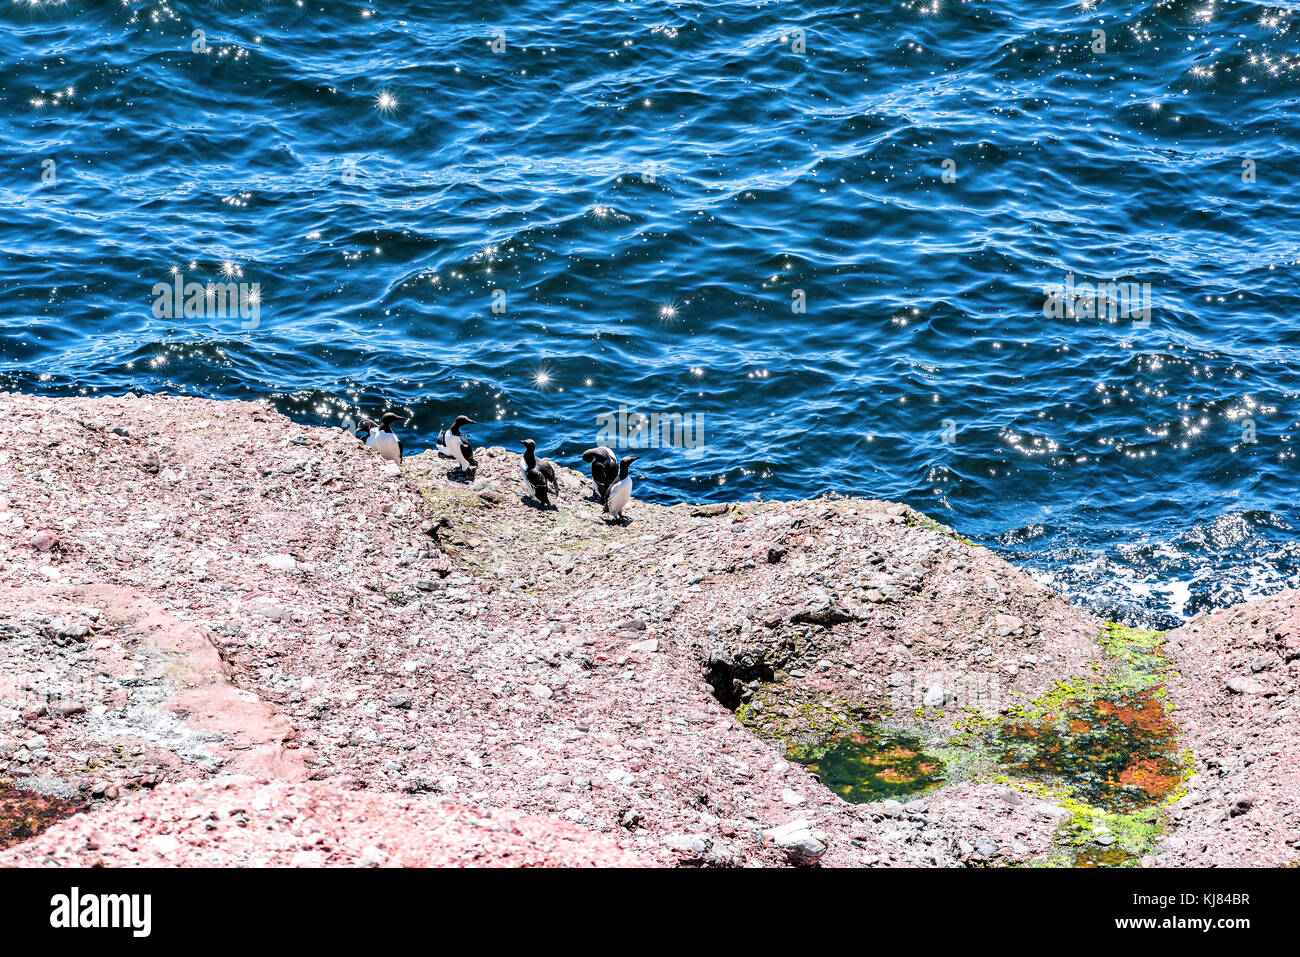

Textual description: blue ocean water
[2,0,1298,627]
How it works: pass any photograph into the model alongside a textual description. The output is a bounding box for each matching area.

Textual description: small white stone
[765,820,827,864]
[357,845,389,867]
[1030,803,1071,821]
[149,835,180,855]
[923,685,952,708]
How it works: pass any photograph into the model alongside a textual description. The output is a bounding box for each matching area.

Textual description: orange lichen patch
[997,687,1181,811]
[1119,758,1180,799]
[882,747,917,759]
[1096,693,1173,734]
[878,767,912,784]
[0,782,87,851]
[1008,726,1042,740]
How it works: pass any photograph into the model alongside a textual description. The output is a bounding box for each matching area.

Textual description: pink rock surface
[1157,592,1300,865]
[0,776,645,867]
[0,392,1295,867]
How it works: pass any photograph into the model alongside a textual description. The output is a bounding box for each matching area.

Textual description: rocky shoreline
[0,392,1295,867]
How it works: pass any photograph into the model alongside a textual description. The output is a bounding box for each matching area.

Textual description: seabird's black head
[522,439,537,451]
[379,412,405,431]
[619,455,638,478]
[452,414,475,428]
[357,418,378,432]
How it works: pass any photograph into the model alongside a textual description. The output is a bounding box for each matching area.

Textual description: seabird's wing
[525,466,550,504]
[539,459,558,492]
[398,436,404,462]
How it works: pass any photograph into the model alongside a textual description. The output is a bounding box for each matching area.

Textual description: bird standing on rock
[436,414,478,473]
[603,455,637,521]
[582,446,619,508]
[356,412,405,464]
[520,439,558,506]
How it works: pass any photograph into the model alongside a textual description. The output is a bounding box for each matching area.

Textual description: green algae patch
[993,623,1189,867]
[788,728,946,803]
[739,696,972,801]
[901,510,978,547]
[1098,622,1168,689]
[1011,785,1173,869]
[737,697,858,741]
[1075,845,1136,867]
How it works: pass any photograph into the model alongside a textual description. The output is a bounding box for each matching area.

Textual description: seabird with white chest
[603,455,637,522]
[520,439,558,506]
[356,412,405,464]
[436,414,478,473]
[581,446,619,508]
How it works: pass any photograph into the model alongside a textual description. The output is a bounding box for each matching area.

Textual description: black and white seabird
[603,455,637,521]
[581,446,619,508]
[436,414,478,472]
[520,439,559,506]
[356,412,405,464]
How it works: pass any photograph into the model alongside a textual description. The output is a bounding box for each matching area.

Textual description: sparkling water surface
[3,0,1299,626]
